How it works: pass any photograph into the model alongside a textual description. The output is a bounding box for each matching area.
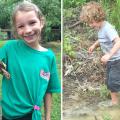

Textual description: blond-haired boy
[80,1,120,105]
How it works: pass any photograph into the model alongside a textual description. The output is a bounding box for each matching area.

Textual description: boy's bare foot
[98,100,119,108]
[112,101,119,105]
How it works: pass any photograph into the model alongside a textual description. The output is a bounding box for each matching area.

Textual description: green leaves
[99,0,120,32]
[0,0,61,41]
[33,0,61,41]
[64,0,86,9]
[64,34,75,57]
[0,0,20,28]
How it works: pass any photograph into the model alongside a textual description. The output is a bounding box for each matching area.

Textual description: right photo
[63,0,120,120]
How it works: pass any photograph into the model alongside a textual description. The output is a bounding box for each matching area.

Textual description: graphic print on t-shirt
[40,70,50,81]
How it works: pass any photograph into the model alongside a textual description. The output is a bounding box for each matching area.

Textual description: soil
[63,50,106,111]
[63,76,103,111]
[63,7,120,120]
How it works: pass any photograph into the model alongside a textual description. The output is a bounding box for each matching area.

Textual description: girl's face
[15,11,43,45]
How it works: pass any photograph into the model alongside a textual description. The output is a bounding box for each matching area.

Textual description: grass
[103,112,112,120]
[49,42,61,120]
[100,84,110,100]
[0,40,61,120]
[0,40,6,47]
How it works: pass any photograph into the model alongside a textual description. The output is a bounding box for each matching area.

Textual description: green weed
[103,112,112,120]
[100,84,110,100]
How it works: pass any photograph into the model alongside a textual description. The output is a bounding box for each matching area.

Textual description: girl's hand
[88,45,95,54]
[101,53,111,64]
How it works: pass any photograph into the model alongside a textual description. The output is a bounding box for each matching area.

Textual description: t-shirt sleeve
[46,53,61,93]
[106,25,119,41]
[0,41,8,62]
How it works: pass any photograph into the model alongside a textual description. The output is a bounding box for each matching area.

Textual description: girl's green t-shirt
[0,40,61,120]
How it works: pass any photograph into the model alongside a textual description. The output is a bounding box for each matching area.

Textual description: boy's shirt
[98,21,120,61]
[0,40,61,120]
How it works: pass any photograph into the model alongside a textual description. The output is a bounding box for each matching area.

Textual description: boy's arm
[88,40,100,54]
[44,93,52,120]
[101,37,120,64]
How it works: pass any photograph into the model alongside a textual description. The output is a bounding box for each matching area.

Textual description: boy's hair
[80,1,106,23]
[11,1,45,37]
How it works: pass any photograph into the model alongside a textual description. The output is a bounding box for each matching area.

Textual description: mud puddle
[63,101,120,120]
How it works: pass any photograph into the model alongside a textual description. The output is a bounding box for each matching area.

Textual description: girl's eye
[29,21,36,25]
[17,25,24,28]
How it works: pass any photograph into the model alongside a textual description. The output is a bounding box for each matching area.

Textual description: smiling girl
[0,1,61,120]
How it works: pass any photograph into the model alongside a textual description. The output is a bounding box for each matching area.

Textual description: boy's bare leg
[110,92,119,105]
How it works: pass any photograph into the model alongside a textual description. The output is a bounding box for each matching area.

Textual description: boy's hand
[88,40,99,54]
[88,45,95,54]
[101,53,111,64]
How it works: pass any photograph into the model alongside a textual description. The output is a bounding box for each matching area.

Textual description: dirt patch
[63,48,107,110]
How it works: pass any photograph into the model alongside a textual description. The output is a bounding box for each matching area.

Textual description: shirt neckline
[20,40,49,54]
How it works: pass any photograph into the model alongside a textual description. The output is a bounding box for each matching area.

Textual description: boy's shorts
[106,59,120,92]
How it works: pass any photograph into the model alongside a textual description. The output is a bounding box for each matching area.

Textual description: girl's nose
[24,26,32,34]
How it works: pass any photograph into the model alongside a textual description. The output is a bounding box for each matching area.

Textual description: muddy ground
[63,49,120,120]
[63,7,120,120]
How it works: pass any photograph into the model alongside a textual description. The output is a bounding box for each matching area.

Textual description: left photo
[0,0,61,120]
